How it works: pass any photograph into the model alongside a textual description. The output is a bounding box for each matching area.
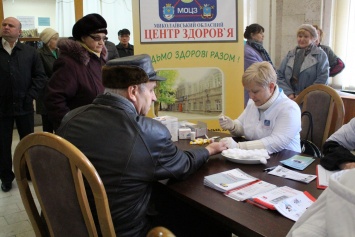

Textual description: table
[337,90,355,124]
[156,134,324,237]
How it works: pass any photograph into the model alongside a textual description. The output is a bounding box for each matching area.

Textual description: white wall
[3,0,56,34]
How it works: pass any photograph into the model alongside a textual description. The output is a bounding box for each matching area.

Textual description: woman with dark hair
[313,24,345,77]
[243,23,274,107]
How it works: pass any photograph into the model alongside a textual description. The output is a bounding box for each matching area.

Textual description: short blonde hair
[242,62,276,87]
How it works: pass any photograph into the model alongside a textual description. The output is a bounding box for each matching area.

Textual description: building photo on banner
[135,0,243,131]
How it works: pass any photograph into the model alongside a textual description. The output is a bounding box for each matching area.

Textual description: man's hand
[205,140,228,156]
[219,115,235,131]
[220,137,239,149]
[339,162,355,170]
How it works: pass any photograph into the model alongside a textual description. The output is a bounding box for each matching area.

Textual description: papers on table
[206,166,318,222]
[252,186,303,210]
[224,180,277,201]
[280,155,315,170]
[316,164,339,189]
[204,168,258,192]
[268,165,317,183]
[274,192,316,221]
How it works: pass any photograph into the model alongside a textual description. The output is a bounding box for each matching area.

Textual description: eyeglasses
[89,35,108,42]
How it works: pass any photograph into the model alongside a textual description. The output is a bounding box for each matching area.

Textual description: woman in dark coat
[44,13,108,130]
[37,28,60,132]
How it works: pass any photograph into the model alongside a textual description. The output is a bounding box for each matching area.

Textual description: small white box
[179,128,191,139]
[153,116,178,141]
[185,121,207,138]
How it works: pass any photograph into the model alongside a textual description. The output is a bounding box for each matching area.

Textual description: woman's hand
[220,137,239,149]
[219,115,235,131]
[288,93,296,100]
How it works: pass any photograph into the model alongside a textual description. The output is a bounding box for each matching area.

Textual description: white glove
[219,115,235,131]
[220,137,239,149]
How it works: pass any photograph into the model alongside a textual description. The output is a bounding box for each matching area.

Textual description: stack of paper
[204,168,258,192]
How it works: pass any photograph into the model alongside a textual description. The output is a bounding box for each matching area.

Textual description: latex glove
[220,137,239,149]
[219,115,235,131]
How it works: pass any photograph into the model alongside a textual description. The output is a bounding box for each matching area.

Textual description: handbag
[329,57,345,77]
[300,111,322,158]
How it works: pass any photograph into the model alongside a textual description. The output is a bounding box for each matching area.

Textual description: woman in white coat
[219,62,301,154]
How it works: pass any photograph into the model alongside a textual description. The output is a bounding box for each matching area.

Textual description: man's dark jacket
[116,43,134,57]
[0,38,47,117]
[57,93,209,237]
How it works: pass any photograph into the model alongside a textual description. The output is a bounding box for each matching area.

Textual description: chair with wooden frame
[13,132,116,237]
[295,84,345,150]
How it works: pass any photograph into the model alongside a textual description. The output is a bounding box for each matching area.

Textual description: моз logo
[159,0,217,22]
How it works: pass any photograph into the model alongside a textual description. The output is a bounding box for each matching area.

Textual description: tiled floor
[0,127,42,237]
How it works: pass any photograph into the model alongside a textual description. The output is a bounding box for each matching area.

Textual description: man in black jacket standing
[0,17,47,192]
[115,28,134,57]
[57,54,228,237]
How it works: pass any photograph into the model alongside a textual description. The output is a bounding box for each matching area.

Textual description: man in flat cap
[56,54,228,237]
[45,13,108,130]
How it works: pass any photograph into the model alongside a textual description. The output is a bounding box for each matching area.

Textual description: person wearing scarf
[37,28,60,133]
[44,13,108,130]
[244,23,274,107]
[277,24,329,100]
[219,62,301,154]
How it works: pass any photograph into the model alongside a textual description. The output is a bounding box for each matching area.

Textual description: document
[224,180,277,201]
[268,165,317,183]
[316,164,339,189]
[204,168,258,192]
[274,191,316,221]
[251,186,303,210]
[280,155,315,170]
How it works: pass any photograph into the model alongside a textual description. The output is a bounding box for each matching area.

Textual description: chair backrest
[147,226,176,237]
[295,84,345,149]
[13,132,116,237]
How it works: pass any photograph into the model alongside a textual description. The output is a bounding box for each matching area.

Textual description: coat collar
[57,38,107,65]
[93,93,138,115]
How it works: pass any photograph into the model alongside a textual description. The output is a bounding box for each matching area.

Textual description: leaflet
[274,191,316,221]
[268,165,317,183]
[280,155,315,170]
[252,186,303,210]
[224,180,277,201]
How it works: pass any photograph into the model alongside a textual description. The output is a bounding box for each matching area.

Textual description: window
[333,0,355,90]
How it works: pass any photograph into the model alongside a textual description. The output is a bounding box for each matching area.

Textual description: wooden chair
[13,132,116,237]
[295,84,345,149]
[147,226,176,237]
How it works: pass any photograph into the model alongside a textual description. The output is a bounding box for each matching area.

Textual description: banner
[133,0,244,132]
[140,0,237,43]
